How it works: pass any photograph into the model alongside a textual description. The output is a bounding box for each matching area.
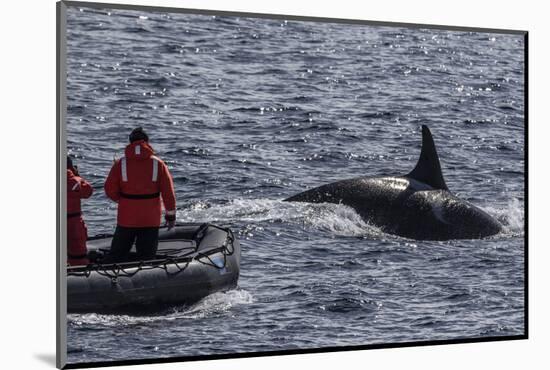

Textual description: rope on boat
[67,224,236,279]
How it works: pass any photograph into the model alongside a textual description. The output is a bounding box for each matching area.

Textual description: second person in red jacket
[67,156,94,266]
[104,127,177,263]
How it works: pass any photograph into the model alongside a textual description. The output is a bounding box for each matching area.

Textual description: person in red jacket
[104,127,177,263]
[67,157,94,266]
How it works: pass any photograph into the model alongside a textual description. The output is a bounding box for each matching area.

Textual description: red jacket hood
[125,140,155,160]
[67,169,76,179]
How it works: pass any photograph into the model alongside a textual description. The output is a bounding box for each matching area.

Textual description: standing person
[67,156,94,266]
[104,127,177,263]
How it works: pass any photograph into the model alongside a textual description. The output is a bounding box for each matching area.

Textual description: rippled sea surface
[65,6,525,364]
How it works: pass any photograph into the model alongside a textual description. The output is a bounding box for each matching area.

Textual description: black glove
[165,213,176,230]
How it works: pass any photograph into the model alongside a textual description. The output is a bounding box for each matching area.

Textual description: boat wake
[68,289,253,325]
[171,288,254,318]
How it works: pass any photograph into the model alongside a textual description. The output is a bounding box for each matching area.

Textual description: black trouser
[104,226,159,263]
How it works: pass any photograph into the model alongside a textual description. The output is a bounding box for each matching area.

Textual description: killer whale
[284,125,502,240]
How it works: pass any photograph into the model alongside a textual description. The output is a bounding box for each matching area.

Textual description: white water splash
[175,289,254,319]
[296,202,383,237]
[68,289,253,326]
[179,198,288,223]
[177,198,381,237]
[485,197,524,236]
[504,198,524,232]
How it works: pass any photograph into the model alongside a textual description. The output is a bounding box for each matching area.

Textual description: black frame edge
[523,32,529,339]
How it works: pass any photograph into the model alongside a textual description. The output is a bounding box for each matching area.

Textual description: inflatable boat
[67,223,240,313]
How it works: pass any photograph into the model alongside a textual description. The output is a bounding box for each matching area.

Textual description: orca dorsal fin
[406,125,449,191]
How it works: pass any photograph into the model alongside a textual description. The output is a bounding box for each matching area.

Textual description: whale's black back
[284,125,502,240]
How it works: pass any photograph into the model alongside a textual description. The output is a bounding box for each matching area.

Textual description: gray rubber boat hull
[67,223,241,314]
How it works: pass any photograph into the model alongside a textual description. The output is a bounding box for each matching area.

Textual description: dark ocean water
[65,6,525,364]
